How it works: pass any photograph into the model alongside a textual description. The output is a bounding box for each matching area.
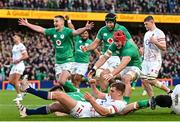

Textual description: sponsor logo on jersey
[56,40,61,46]
[79,40,82,43]
[60,34,64,39]
[79,46,84,52]
[107,38,113,44]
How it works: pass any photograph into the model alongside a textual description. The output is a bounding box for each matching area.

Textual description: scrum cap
[113,30,126,45]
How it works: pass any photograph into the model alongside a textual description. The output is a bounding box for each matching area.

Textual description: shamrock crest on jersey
[60,34,64,39]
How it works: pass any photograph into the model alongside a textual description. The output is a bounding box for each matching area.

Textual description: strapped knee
[96,69,103,77]
[154,81,163,88]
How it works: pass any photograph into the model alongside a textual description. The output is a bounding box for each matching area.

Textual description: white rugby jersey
[143,27,165,61]
[171,85,180,114]
[12,43,27,63]
[91,94,126,117]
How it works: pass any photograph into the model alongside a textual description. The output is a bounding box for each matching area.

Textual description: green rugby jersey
[45,27,74,64]
[96,23,132,55]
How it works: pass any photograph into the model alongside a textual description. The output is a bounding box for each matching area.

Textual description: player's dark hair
[110,82,125,93]
[14,33,22,39]
[155,95,172,107]
[144,16,154,22]
[54,15,65,21]
[105,13,116,23]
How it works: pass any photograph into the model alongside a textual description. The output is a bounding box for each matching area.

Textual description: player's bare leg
[58,71,77,92]
[99,69,110,92]
[73,74,83,88]
[150,79,172,94]
[122,74,132,103]
[50,70,77,92]
[141,79,154,97]
[15,101,69,117]
[9,73,23,101]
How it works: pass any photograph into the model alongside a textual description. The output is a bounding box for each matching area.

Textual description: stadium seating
[0,0,179,14]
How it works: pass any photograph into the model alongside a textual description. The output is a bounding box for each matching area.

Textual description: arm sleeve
[68,28,74,38]
[157,30,165,40]
[20,44,27,53]
[44,28,54,37]
[96,28,103,41]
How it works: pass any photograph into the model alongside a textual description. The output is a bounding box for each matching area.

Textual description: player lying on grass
[15,78,155,118]
[15,78,127,118]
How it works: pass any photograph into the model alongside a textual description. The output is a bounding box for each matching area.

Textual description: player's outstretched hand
[85,21,94,30]
[88,68,96,79]
[18,18,29,26]
[84,92,94,102]
[80,45,88,52]
[65,15,70,20]
[103,73,113,81]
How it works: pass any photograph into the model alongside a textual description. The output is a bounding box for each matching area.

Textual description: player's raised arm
[81,38,100,52]
[65,15,75,30]
[72,21,94,36]
[94,50,111,69]
[18,18,45,34]
[89,79,106,99]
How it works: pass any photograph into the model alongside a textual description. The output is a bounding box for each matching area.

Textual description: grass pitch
[0,87,180,121]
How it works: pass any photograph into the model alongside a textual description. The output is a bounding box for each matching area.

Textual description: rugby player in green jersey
[81,13,134,92]
[18,16,94,92]
[65,15,100,88]
[88,30,141,104]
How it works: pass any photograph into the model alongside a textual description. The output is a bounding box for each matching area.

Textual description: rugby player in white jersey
[140,16,172,97]
[9,33,29,101]
[15,78,127,118]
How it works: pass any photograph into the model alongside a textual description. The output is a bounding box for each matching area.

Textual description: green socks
[123,96,130,104]
[63,80,77,92]
[137,100,149,108]
[131,81,137,88]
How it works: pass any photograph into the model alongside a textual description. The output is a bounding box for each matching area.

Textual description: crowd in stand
[0,27,179,82]
[0,0,179,14]
[0,28,55,81]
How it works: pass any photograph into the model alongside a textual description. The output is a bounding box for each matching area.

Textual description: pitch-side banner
[0,9,179,23]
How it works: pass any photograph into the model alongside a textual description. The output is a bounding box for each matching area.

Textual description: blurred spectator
[0,63,6,82]
[0,0,179,14]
